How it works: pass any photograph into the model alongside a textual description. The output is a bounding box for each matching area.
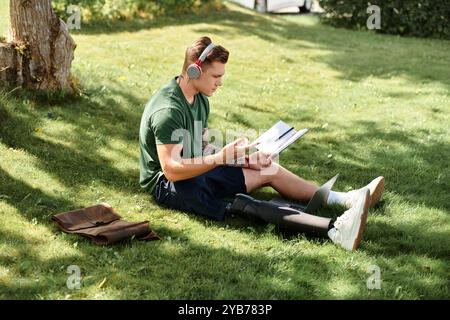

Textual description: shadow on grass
[1,208,447,299]
[0,221,338,299]
[0,89,143,202]
[0,167,76,221]
[329,120,449,212]
[364,219,449,258]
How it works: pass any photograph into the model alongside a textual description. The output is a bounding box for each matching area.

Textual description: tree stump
[0,43,19,84]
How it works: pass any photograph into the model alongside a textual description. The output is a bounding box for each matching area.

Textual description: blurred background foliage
[53,0,225,21]
[319,0,450,39]
[52,0,450,39]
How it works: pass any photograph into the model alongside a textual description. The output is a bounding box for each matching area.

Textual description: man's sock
[326,191,349,206]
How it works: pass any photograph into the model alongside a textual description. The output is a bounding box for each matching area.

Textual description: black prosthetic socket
[229,194,332,237]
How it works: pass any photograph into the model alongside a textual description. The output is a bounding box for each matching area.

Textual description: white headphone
[186,42,216,80]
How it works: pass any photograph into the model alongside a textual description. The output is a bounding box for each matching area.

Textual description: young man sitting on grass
[139,36,385,251]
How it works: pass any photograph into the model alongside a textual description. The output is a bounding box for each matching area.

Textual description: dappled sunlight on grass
[0,1,448,299]
[0,144,67,194]
[326,278,364,299]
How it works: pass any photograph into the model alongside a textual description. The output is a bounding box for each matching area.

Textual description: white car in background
[232,0,313,13]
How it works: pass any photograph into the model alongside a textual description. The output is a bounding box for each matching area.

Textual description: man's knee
[244,164,279,189]
[260,161,283,178]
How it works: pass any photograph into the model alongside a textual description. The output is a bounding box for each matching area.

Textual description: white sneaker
[366,176,385,208]
[328,188,370,251]
[344,176,385,209]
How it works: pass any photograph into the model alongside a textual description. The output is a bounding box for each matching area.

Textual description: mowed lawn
[0,1,449,299]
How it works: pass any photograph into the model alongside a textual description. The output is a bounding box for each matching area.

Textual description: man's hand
[216,137,259,166]
[246,150,272,170]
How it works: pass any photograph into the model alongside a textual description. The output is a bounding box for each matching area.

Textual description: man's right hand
[216,137,259,166]
[246,150,272,170]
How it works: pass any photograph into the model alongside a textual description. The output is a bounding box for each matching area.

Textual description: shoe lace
[334,211,350,229]
[344,190,359,207]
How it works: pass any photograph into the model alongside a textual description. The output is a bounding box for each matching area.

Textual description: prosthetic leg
[269,174,339,214]
[228,174,339,237]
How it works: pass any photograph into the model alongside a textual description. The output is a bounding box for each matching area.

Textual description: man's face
[194,61,225,97]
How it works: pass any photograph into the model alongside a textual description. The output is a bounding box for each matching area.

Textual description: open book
[253,120,308,158]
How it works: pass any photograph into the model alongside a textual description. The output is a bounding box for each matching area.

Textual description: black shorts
[152,166,247,220]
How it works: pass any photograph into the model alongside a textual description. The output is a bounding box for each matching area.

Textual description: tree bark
[0,0,76,92]
[0,43,20,84]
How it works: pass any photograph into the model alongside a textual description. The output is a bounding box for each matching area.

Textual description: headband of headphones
[195,42,216,65]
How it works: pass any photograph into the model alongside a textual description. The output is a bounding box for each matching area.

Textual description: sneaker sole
[352,189,370,251]
[369,176,385,208]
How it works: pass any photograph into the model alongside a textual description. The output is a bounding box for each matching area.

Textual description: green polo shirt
[139,76,209,193]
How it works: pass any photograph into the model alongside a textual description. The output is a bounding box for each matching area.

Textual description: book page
[257,129,297,154]
[271,128,308,157]
[252,120,308,156]
[253,120,291,144]
[254,120,293,154]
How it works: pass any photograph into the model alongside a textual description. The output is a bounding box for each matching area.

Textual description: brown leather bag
[51,203,160,245]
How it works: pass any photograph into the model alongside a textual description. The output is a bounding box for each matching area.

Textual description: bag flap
[52,203,121,232]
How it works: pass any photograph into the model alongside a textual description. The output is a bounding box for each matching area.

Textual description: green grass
[0,0,449,299]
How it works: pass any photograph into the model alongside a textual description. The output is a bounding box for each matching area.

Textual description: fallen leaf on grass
[97,277,107,289]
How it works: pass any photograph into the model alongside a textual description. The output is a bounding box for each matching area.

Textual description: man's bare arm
[156,144,220,182]
[156,138,262,182]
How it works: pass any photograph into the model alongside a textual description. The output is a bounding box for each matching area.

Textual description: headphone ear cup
[187,63,202,79]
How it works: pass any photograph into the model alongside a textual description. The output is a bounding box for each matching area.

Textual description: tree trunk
[0,0,76,92]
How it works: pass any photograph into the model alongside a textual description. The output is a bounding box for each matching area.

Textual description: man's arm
[156,138,265,182]
[156,143,220,182]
